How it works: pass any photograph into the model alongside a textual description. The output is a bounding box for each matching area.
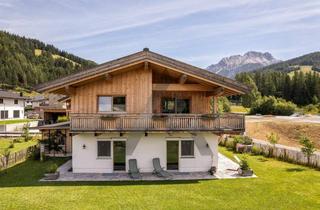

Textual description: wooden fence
[222,138,320,168]
[0,145,38,170]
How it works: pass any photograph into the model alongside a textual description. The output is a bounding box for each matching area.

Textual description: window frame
[14,99,18,105]
[180,140,195,158]
[0,110,9,119]
[97,95,126,113]
[97,140,112,158]
[161,97,191,114]
[13,110,20,118]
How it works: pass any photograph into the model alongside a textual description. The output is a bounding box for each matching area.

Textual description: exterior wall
[72,132,219,173]
[71,67,153,114]
[0,98,25,119]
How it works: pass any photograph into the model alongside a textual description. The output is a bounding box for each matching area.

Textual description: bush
[233,135,253,145]
[225,140,234,150]
[57,116,69,122]
[239,155,250,170]
[250,96,296,116]
[46,163,58,173]
[303,104,320,114]
[8,141,14,149]
[251,145,262,155]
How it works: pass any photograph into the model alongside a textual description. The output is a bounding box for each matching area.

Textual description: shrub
[303,104,320,114]
[299,136,316,165]
[46,163,58,173]
[239,155,250,170]
[57,116,69,122]
[225,140,234,150]
[251,145,261,155]
[8,141,14,149]
[233,135,253,145]
[250,96,296,116]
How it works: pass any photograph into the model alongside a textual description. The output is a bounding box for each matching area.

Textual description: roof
[36,48,250,94]
[0,90,28,100]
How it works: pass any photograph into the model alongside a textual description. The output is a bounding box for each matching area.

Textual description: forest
[0,31,96,89]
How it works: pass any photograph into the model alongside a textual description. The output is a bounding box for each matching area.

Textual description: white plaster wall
[0,98,25,119]
[72,132,219,173]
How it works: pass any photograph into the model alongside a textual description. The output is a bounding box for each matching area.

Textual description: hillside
[0,31,97,89]
[258,51,320,72]
[207,51,280,78]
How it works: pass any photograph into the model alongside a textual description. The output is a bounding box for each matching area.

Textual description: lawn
[0,119,35,125]
[0,138,38,153]
[230,105,250,114]
[0,148,319,210]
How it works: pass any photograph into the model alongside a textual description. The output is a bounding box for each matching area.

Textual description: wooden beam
[144,61,149,71]
[104,73,112,81]
[152,84,214,91]
[179,74,187,84]
[206,87,224,97]
[64,85,75,95]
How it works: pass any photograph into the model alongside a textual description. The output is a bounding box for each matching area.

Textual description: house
[36,48,249,173]
[0,90,27,120]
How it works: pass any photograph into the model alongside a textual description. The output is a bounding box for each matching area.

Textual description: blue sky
[0,0,320,67]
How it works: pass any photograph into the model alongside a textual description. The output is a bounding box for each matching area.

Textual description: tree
[266,132,279,157]
[22,122,31,142]
[299,136,316,165]
[235,73,261,108]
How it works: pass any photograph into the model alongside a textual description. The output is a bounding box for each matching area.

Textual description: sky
[0,0,320,67]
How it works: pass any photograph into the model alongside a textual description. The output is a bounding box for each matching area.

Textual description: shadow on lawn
[0,159,203,188]
[286,167,306,172]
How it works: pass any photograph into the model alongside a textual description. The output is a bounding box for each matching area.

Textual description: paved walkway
[41,153,255,181]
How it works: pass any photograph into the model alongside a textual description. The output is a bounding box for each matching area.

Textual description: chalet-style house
[0,90,26,120]
[36,49,248,174]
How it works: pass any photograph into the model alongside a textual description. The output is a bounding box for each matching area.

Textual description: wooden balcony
[70,113,245,134]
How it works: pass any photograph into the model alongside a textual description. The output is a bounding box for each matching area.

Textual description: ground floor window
[13,110,20,118]
[181,140,194,157]
[97,141,111,158]
[0,110,8,119]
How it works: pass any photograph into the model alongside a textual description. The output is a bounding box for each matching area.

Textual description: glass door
[113,141,126,171]
[167,141,179,170]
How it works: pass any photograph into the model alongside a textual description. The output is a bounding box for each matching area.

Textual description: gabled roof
[0,90,28,100]
[36,48,250,94]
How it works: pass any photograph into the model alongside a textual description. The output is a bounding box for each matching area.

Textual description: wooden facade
[37,49,249,133]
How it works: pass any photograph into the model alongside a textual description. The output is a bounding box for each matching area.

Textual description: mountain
[207,51,280,78]
[0,31,97,89]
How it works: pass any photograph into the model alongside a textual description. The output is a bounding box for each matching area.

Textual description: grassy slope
[0,148,319,210]
[0,139,38,153]
[230,105,250,114]
[288,65,320,78]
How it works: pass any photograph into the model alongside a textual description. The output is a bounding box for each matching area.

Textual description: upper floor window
[14,99,18,104]
[0,98,3,104]
[98,96,126,112]
[161,98,190,113]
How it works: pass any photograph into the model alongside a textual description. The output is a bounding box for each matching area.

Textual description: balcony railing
[70,113,245,133]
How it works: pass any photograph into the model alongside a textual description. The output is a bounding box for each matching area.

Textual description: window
[0,98,3,104]
[181,140,194,157]
[161,98,190,113]
[14,99,18,104]
[0,111,8,119]
[97,141,111,157]
[13,110,20,118]
[98,96,126,112]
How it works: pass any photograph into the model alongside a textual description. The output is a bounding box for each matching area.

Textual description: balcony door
[113,141,126,171]
[167,141,179,170]
[161,98,190,114]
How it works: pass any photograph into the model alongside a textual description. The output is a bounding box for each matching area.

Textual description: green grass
[0,148,319,209]
[0,138,38,153]
[230,105,250,113]
[0,119,35,125]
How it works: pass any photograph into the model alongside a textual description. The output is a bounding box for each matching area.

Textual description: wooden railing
[70,113,245,133]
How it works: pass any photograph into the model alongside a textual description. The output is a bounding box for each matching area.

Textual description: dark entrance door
[167,141,179,170]
[113,141,126,171]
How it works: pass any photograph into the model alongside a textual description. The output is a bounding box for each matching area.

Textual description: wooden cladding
[152,84,214,91]
[70,113,245,133]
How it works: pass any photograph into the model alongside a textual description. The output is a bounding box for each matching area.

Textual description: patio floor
[41,153,256,181]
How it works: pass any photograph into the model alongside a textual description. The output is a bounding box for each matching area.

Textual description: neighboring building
[0,90,27,120]
[36,49,249,173]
